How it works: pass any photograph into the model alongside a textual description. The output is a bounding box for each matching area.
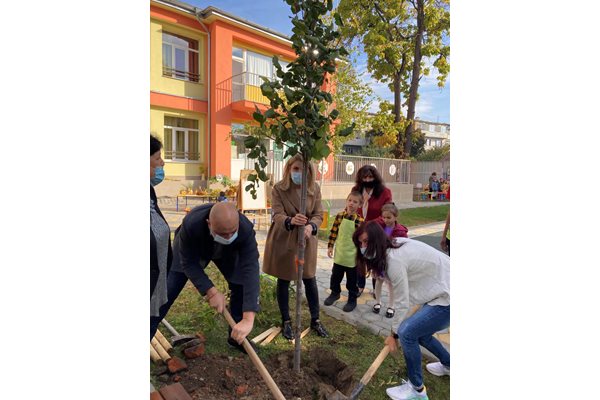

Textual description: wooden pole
[260,327,282,347]
[155,329,173,352]
[251,326,277,344]
[150,344,162,364]
[151,337,171,362]
[222,309,286,400]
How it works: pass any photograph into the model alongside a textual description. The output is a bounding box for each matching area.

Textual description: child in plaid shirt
[323,191,365,312]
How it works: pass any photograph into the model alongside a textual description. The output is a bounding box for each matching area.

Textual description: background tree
[416,143,450,161]
[330,51,373,153]
[337,0,449,158]
[243,0,353,372]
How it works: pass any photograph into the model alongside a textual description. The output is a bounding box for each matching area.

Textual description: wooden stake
[155,329,173,352]
[150,344,162,364]
[251,326,277,344]
[291,327,311,345]
[260,327,282,346]
[152,337,171,362]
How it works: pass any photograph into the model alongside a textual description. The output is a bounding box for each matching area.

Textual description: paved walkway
[159,203,449,352]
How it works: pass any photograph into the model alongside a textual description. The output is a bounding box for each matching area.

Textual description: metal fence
[319,155,411,184]
[409,161,450,186]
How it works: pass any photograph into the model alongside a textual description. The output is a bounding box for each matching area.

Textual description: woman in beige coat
[262,154,329,340]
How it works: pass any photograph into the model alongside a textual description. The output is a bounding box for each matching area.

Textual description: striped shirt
[328,210,364,248]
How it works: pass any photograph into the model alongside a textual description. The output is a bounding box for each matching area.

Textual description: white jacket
[385,238,450,329]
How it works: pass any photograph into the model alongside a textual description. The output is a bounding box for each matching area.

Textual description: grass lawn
[153,263,450,399]
[318,204,449,240]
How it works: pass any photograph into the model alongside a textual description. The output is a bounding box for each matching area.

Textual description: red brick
[173,375,181,382]
[166,357,188,374]
[183,344,205,359]
[235,384,249,396]
[225,368,234,379]
[150,391,165,400]
[158,383,193,400]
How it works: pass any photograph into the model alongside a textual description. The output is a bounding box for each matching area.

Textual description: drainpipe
[194,9,211,181]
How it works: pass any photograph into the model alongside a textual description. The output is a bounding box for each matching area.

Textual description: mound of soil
[154,348,356,399]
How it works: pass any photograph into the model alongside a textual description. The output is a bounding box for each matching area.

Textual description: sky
[186,0,450,124]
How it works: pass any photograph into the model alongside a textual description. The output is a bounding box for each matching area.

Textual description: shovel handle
[360,345,390,385]
[222,308,286,400]
[161,319,179,337]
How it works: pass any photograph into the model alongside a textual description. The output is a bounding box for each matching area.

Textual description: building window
[426,139,431,146]
[162,31,200,82]
[164,117,200,160]
[435,125,442,132]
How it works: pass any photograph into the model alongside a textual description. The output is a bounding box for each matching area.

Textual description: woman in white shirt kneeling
[353,221,450,400]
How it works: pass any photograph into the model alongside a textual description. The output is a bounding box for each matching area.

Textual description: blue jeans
[397,304,450,388]
[150,269,244,341]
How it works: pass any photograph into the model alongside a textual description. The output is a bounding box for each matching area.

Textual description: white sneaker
[386,380,428,400]
[426,361,450,376]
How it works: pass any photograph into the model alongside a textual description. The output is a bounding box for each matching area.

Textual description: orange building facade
[151,0,337,187]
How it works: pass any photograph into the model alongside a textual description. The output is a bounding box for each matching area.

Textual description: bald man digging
[150,203,260,353]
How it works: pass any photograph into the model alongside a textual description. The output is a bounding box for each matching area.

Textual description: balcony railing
[164,150,200,161]
[162,66,200,83]
[231,71,272,104]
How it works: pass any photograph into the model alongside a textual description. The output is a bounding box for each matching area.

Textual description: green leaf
[258,170,268,182]
[338,122,355,137]
[245,183,254,192]
[253,111,265,124]
[329,109,340,120]
[243,136,258,148]
[247,174,257,182]
[265,108,277,119]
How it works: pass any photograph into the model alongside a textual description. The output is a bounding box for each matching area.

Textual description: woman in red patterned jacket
[352,165,393,295]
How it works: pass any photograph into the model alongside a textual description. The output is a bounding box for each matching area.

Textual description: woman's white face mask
[360,247,376,259]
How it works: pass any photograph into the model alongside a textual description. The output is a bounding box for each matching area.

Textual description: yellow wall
[150,18,207,100]
[150,106,207,178]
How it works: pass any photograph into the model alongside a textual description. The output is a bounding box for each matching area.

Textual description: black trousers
[329,263,358,300]
[277,277,320,322]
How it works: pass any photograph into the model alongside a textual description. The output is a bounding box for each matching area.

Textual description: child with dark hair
[217,191,228,202]
[373,203,409,318]
[323,191,364,312]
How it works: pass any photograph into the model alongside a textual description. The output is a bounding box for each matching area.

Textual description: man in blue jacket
[150,202,260,352]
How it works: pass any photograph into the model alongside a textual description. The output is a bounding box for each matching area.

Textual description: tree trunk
[293,159,309,372]
[404,0,425,157]
[393,72,404,158]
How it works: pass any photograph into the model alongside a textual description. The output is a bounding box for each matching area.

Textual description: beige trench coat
[262,182,324,281]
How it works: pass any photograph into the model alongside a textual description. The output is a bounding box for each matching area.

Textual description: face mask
[151,166,164,186]
[360,247,376,259]
[291,171,302,185]
[362,180,375,188]
[211,230,238,245]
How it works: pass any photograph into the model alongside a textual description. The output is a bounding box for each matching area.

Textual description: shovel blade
[171,335,197,347]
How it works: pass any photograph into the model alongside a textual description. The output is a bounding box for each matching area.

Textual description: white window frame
[162,31,200,82]
[164,122,200,162]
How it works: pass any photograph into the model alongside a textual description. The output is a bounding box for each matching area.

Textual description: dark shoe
[311,319,329,338]
[372,303,381,314]
[324,292,341,306]
[282,320,294,340]
[385,308,395,318]
[342,299,357,312]
[227,336,259,354]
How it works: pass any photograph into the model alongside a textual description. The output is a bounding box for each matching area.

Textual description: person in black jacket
[149,202,260,352]
[150,135,172,340]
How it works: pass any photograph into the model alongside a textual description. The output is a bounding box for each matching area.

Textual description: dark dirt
[153,348,356,399]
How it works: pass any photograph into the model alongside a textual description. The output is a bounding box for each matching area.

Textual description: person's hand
[304,225,313,239]
[291,213,308,226]
[385,335,399,353]
[205,287,225,314]
[231,318,254,344]
[327,248,334,258]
